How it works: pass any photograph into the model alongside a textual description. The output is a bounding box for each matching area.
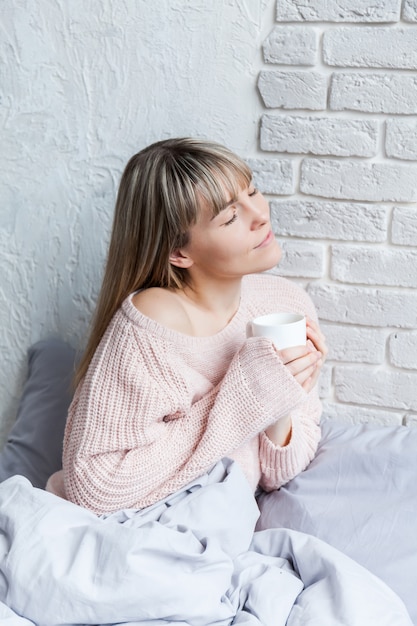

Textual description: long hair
[74,137,252,387]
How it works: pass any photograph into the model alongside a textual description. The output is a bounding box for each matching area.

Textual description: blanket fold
[0,459,412,626]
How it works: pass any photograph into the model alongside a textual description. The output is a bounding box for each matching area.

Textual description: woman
[48,138,326,515]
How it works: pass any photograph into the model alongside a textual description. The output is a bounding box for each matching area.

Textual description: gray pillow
[0,338,76,488]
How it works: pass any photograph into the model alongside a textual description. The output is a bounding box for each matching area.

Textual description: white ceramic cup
[248,312,306,350]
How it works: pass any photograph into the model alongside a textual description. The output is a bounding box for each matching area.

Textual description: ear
[169,248,194,269]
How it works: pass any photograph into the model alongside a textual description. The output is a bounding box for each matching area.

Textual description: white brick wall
[330,73,417,114]
[270,201,387,241]
[386,119,417,159]
[258,70,327,109]
[257,0,417,426]
[261,114,378,157]
[275,0,400,22]
[323,27,417,69]
[404,0,417,21]
[308,284,417,327]
[300,159,417,201]
[330,246,417,287]
[389,331,417,368]
[263,26,318,65]
[392,207,417,245]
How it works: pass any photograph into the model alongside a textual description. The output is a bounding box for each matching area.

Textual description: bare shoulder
[132,288,192,333]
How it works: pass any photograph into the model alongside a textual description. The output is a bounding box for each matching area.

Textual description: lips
[255,230,274,249]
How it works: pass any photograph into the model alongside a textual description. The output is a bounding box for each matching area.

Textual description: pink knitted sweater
[54,274,321,515]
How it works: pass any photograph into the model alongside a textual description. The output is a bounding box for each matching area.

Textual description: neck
[175,275,243,329]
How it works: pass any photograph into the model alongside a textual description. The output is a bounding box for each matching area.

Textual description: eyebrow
[221,197,238,211]
[210,196,238,221]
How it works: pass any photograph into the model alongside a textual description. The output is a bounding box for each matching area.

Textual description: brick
[386,118,417,160]
[269,240,325,278]
[392,206,417,246]
[321,323,385,363]
[307,283,417,328]
[323,27,417,69]
[322,402,404,426]
[334,366,417,411]
[246,158,294,195]
[331,245,417,288]
[263,26,318,65]
[403,0,417,21]
[258,70,327,110]
[404,414,417,426]
[389,331,417,369]
[300,158,417,202]
[276,0,400,22]
[318,363,332,398]
[330,72,417,114]
[270,200,387,242]
[260,114,377,157]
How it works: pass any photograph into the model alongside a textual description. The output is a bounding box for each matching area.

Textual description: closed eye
[249,187,258,197]
[224,211,237,226]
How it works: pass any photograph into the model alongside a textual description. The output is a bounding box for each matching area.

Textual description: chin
[263,242,282,270]
[249,240,282,274]
[256,256,282,275]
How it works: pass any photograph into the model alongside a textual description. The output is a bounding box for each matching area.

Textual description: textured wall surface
[2,0,417,448]
[0,0,274,443]
[254,0,417,427]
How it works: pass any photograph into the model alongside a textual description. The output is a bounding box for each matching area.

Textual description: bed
[0,339,415,625]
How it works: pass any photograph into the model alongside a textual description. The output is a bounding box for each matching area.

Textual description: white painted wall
[0,0,274,443]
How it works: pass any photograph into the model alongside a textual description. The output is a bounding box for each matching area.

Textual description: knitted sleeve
[63,329,307,515]
[258,388,322,491]
[256,278,322,491]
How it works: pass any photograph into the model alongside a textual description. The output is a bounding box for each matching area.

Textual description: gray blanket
[0,459,412,625]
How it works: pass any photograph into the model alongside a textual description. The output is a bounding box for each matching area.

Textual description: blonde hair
[75,137,252,386]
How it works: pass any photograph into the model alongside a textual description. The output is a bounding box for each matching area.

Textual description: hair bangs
[195,159,252,219]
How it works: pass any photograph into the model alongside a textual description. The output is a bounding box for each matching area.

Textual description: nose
[245,195,269,229]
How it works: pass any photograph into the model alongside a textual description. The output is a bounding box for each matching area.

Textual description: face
[172,182,282,281]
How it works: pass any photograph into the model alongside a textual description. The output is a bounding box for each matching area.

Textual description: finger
[293,360,320,388]
[300,373,317,394]
[305,361,322,389]
[306,322,328,358]
[307,333,327,359]
[297,357,324,391]
[278,344,311,365]
[306,320,325,345]
[306,317,326,342]
[285,350,322,378]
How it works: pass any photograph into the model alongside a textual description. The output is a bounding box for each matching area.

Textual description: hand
[306,317,327,358]
[277,318,327,394]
